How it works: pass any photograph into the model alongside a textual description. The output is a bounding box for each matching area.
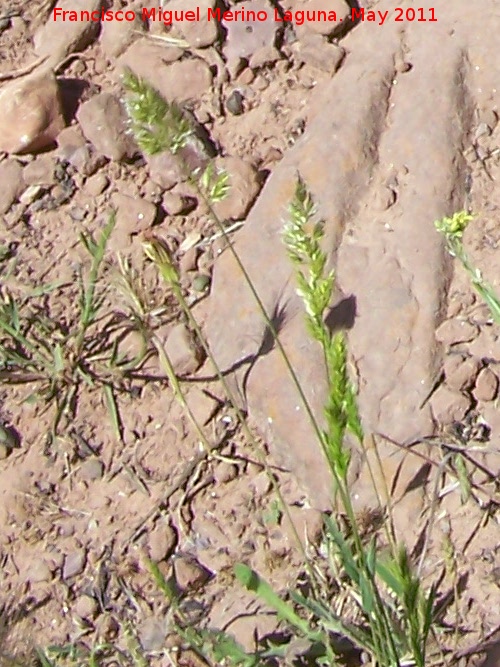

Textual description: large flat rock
[206,0,500,511]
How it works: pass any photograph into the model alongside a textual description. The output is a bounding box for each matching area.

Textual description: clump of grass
[435,211,500,323]
[231,179,436,667]
[120,77,439,666]
[0,214,140,439]
[24,71,494,665]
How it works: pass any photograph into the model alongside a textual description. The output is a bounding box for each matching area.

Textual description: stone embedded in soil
[291,34,345,73]
[249,45,282,70]
[0,159,24,214]
[56,126,106,176]
[119,42,212,104]
[435,318,479,345]
[429,385,470,424]
[251,471,272,496]
[95,614,120,641]
[163,323,204,376]
[173,555,211,590]
[147,521,177,562]
[212,157,261,221]
[473,367,499,402]
[29,559,53,583]
[118,38,183,81]
[146,133,213,190]
[62,548,87,579]
[75,595,99,620]
[166,0,218,48]
[214,462,238,484]
[0,70,65,154]
[34,0,102,63]
[179,246,199,273]
[22,155,57,187]
[163,189,196,216]
[468,327,500,360]
[185,387,216,425]
[77,93,137,162]
[292,0,349,37]
[223,0,278,72]
[100,9,144,58]
[84,172,109,196]
[111,193,157,234]
[226,90,245,116]
[79,458,104,481]
[146,151,185,190]
[444,355,480,392]
[160,59,213,104]
[138,617,167,651]
[282,506,324,545]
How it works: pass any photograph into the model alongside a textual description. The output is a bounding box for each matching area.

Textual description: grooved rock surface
[206,0,496,512]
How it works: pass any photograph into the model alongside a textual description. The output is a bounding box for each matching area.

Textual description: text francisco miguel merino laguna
[53,5,360,24]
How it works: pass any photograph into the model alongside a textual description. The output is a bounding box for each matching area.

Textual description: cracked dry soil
[0,0,500,664]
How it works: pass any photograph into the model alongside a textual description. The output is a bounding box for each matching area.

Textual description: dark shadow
[59,77,91,124]
[324,294,357,334]
[477,639,500,666]
[3,424,21,450]
[402,461,432,494]
[331,0,361,38]
[241,296,291,401]
[433,572,469,623]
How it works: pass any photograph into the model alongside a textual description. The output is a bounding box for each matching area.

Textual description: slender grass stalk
[122,70,327,464]
[124,73,325,593]
[140,228,321,595]
[282,179,435,667]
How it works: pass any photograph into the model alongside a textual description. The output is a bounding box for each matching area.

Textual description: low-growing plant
[121,74,440,666]
[0,214,146,439]
[435,210,500,323]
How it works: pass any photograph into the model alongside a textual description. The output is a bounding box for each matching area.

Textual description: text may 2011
[52,6,438,25]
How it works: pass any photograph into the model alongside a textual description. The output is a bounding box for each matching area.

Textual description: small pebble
[214,462,238,484]
[192,273,211,292]
[174,555,210,591]
[62,549,87,580]
[84,172,109,196]
[473,367,499,402]
[75,595,98,620]
[79,458,104,481]
[226,90,245,115]
[148,522,177,562]
[29,559,53,583]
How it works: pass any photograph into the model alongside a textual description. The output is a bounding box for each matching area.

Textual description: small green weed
[435,211,500,323]
[0,214,144,439]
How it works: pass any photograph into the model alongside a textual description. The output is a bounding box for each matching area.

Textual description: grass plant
[7,77,496,667]
[94,72,439,667]
[435,211,500,323]
[0,215,126,437]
